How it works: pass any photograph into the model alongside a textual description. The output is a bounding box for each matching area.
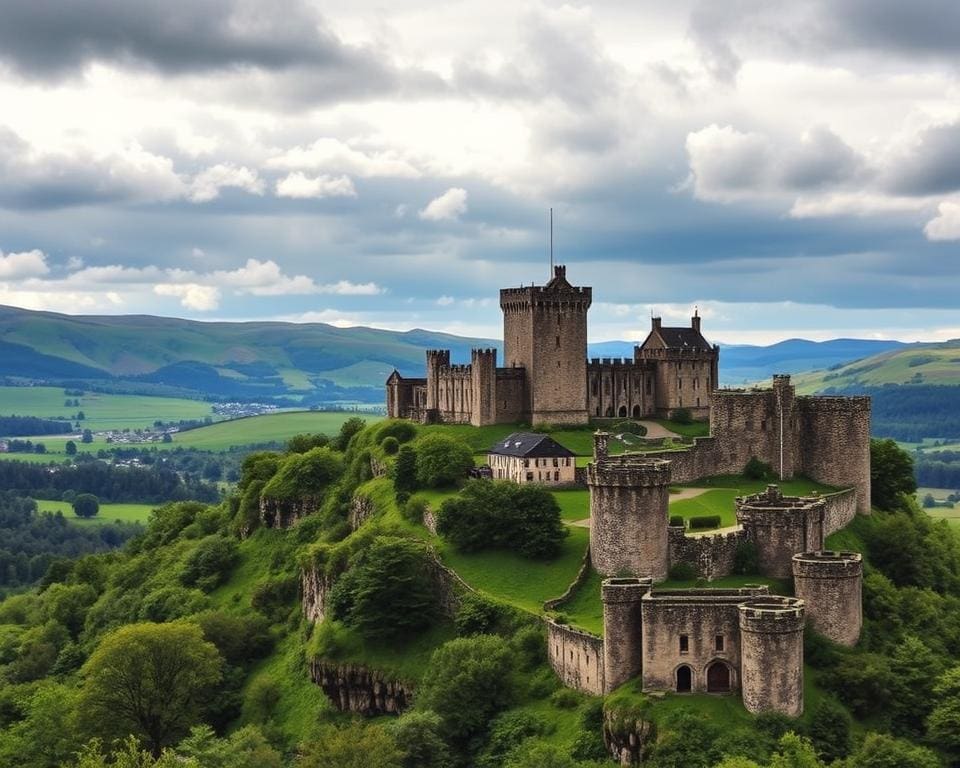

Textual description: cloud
[420,188,468,221]
[267,138,420,178]
[189,164,264,203]
[275,172,356,199]
[437,295,455,306]
[0,249,49,279]
[924,201,960,240]
[884,121,960,196]
[318,281,383,296]
[153,283,221,311]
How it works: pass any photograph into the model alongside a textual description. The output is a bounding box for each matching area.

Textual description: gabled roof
[488,432,576,458]
[643,326,712,351]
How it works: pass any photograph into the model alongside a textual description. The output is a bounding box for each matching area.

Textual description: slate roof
[487,432,576,458]
[649,326,712,350]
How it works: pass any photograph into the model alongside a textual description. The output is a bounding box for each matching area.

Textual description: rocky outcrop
[603,707,656,766]
[370,456,388,478]
[301,567,335,623]
[259,496,318,528]
[348,494,375,530]
[309,660,412,715]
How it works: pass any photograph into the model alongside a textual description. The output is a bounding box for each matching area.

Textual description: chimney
[652,316,662,331]
[692,308,701,333]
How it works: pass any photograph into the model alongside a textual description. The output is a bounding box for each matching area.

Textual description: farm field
[32,498,156,525]
[0,386,214,432]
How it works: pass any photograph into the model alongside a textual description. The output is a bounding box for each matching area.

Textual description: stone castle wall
[546,620,605,696]
[586,358,655,419]
[822,488,858,536]
[667,525,748,581]
[735,487,826,579]
[792,551,862,647]
[602,578,652,693]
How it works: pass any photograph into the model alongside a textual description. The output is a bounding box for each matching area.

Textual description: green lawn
[438,526,589,615]
[553,488,590,521]
[0,385,213,432]
[650,418,710,438]
[33,498,156,525]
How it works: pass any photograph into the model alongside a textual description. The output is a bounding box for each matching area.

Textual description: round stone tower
[588,456,671,579]
[601,577,652,693]
[792,551,862,647]
[738,596,805,716]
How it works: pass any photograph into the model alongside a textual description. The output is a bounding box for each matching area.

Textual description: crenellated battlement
[738,596,805,631]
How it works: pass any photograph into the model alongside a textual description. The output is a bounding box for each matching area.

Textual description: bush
[689,515,722,530]
[671,407,693,425]
[668,562,698,581]
[418,635,516,746]
[476,711,546,768]
[510,624,547,669]
[871,438,917,510]
[669,515,685,527]
[435,480,568,559]
[286,433,330,453]
[393,445,419,495]
[327,536,438,641]
[243,674,282,722]
[744,456,773,480]
[808,698,852,762]
[250,575,298,623]
[376,420,418,445]
[72,493,100,519]
[181,535,239,591]
[381,436,400,455]
[402,496,428,525]
[550,687,581,709]
[733,541,760,575]
[261,447,345,501]
[455,593,505,636]
[414,433,474,488]
[193,610,272,666]
[389,710,453,768]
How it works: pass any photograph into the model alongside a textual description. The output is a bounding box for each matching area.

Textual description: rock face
[300,567,335,623]
[348,494,375,530]
[259,496,317,528]
[603,707,656,766]
[309,660,412,715]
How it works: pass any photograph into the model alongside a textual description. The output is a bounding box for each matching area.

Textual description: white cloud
[318,280,383,296]
[0,249,49,279]
[419,187,468,221]
[437,295,455,306]
[267,138,421,178]
[275,172,357,199]
[66,255,84,270]
[153,283,221,311]
[189,164,264,203]
[923,201,960,241]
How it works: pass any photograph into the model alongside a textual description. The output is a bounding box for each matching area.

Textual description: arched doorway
[605,406,613,417]
[632,405,641,419]
[618,405,627,417]
[706,661,730,693]
[676,665,692,693]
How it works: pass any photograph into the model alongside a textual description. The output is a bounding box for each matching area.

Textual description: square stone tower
[499,265,592,425]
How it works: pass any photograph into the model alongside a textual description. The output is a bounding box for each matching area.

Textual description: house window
[553,458,559,467]
[554,471,559,481]
[526,472,534,481]
[715,635,724,652]
[679,635,689,654]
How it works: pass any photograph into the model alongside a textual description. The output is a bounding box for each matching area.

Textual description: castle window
[679,635,689,654]
[715,635,724,652]
[761,420,766,431]
[556,335,561,348]
[678,378,682,390]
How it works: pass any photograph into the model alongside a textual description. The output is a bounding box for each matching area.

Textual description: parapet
[791,551,862,579]
[738,596,805,634]
[586,456,672,488]
[736,484,826,517]
[796,395,872,414]
[601,577,653,604]
[643,585,770,606]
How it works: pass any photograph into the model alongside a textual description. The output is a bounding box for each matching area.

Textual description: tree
[927,664,960,756]
[65,441,77,456]
[174,724,282,768]
[838,733,940,768]
[392,445,419,494]
[389,711,453,768]
[180,535,239,591]
[298,723,403,768]
[870,439,916,510]
[807,698,852,762]
[81,429,94,444]
[414,433,474,488]
[334,417,367,452]
[72,493,100,519]
[287,433,330,454]
[329,536,437,641]
[78,621,223,757]
[417,635,516,745]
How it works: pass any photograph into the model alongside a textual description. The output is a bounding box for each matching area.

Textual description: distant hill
[0,303,942,405]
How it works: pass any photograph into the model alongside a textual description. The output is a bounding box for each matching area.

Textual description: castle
[385,265,719,425]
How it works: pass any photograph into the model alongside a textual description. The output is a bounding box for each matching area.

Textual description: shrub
[261,447,345,501]
[689,514,722,530]
[418,635,516,745]
[477,711,546,768]
[193,610,272,666]
[286,433,330,453]
[243,674,282,722]
[808,698,852,762]
[393,445,419,494]
[388,710,453,768]
[671,408,693,425]
[250,575,298,623]
[668,562,698,581]
[414,433,474,488]
[550,687,581,709]
[510,624,547,669]
[435,480,568,559]
[333,417,367,452]
[181,535,239,591]
[402,496,428,525]
[139,586,209,622]
[669,515,685,527]
[381,436,400,455]
[455,593,504,636]
[733,541,760,575]
[744,456,773,480]
[327,536,438,641]
[376,420,418,445]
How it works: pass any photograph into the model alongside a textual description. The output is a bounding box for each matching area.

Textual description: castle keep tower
[470,348,497,427]
[601,577,652,693]
[792,551,862,647]
[588,441,671,579]
[738,596,805,716]
[500,265,591,425]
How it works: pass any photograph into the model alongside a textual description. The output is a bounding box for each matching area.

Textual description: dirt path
[636,420,681,439]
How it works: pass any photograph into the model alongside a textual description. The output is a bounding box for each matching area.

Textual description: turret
[470,348,497,427]
[601,577,652,693]
[738,596,805,716]
[792,551,862,647]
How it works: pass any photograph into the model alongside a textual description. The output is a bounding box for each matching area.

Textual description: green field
[0,385,214,432]
[32,498,156,525]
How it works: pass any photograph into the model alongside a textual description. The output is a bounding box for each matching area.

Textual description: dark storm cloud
[0,0,403,97]
[884,122,960,196]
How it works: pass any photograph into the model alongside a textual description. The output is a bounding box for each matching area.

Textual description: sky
[0,0,958,345]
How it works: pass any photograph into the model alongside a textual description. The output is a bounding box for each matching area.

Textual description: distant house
[487,432,576,485]
[0,441,7,453]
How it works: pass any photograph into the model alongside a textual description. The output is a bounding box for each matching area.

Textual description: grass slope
[32,498,156,524]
